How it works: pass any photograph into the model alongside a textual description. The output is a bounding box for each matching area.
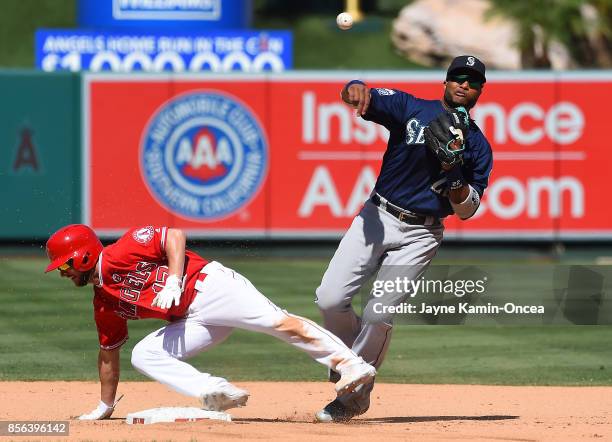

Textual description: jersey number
[152,267,169,294]
[119,261,166,302]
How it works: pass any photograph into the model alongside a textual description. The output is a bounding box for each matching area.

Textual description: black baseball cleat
[328,368,341,383]
[314,399,357,423]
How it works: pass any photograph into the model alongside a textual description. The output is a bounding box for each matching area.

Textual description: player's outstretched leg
[269,311,377,395]
[192,262,377,396]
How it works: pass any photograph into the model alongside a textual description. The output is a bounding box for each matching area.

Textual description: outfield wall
[0,71,81,239]
[2,71,610,240]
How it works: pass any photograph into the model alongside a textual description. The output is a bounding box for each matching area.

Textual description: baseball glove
[423,106,470,168]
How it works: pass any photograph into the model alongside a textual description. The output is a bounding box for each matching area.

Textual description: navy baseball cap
[447,55,486,84]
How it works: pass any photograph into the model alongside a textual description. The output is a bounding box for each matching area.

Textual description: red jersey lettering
[93,226,208,349]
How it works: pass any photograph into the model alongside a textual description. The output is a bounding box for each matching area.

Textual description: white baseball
[336,12,353,30]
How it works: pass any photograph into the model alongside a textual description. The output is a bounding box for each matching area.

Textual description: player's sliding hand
[78,400,114,420]
[151,274,182,309]
[347,83,371,116]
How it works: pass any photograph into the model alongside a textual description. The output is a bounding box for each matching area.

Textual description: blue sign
[35,29,292,72]
[140,91,268,220]
[78,0,252,30]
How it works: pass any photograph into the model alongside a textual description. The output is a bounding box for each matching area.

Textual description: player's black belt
[370,194,439,226]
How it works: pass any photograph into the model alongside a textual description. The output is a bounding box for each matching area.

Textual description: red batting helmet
[45,224,103,273]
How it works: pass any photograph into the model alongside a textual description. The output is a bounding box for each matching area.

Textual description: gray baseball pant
[316,199,443,413]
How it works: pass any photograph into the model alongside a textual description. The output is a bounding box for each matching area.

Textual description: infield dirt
[1,381,610,441]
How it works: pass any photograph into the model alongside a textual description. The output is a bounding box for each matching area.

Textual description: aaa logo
[140,91,268,220]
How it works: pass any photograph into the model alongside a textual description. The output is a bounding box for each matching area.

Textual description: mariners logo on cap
[466,56,476,66]
[140,91,268,220]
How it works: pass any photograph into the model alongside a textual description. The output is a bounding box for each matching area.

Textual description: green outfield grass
[1,256,611,385]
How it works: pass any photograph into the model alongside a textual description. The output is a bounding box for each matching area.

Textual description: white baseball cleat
[335,360,376,394]
[200,382,249,412]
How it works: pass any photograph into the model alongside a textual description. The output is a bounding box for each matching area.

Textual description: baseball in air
[336,12,353,30]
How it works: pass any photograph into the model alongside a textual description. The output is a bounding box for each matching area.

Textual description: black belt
[371,194,438,226]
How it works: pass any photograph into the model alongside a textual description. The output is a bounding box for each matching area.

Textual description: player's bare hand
[343,83,371,116]
[151,274,182,309]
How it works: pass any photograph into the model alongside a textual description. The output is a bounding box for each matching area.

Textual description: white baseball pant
[131,261,363,397]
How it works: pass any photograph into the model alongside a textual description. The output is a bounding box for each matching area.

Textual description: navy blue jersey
[361,86,493,218]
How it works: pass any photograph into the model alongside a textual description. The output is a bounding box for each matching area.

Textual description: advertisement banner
[77,0,252,30]
[83,72,610,239]
[36,30,292,73]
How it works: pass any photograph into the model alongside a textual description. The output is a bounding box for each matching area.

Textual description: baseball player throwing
[45,224,375,420]
[315,55,494,422]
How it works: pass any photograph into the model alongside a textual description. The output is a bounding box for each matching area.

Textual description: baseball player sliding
[315,55,494,422]
[45,224,375,420]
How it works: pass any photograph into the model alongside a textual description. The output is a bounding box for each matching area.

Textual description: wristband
[98,400,114,412]
[346,79,366,88]
[445,166,466,190]
[451,185,481,220]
